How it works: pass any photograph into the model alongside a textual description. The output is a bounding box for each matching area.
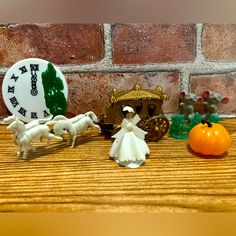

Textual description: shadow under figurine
[109,106,150,169]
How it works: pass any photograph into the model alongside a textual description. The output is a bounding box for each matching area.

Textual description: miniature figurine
[46,111,99,125]
[188,112,203,129]
[2,114,52,144]
[7,118,62,159]
[179,92,204,121]
[109,106,150,168]
[50,111,101,148]
[203,91,229,116]
[101,83,169,142]
[170,90,228,140]
[169,114,190,139]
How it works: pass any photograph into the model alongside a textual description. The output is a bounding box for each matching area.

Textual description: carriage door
[148,104,156,117]
[135,102,143,114]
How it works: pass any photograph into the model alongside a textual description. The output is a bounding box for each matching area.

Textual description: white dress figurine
[109,106,150,168]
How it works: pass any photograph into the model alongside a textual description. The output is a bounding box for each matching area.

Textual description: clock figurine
[2,58,68,123]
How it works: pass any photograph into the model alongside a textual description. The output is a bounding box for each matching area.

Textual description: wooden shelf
[0,118,236,212]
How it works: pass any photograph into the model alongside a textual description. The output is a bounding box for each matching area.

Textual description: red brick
[190,74,236,113]
[0,75,10,118]
[202,24,236,61]
[112,24,196,64]
[0,24,104,66]
[66,72,180,116]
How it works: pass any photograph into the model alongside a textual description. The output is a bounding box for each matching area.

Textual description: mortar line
[100,23,112,66]
[180,71,190,92]
[1,61,236,74]
[195,23,205,62]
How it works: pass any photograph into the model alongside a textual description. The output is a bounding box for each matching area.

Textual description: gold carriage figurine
[99,83,170,142]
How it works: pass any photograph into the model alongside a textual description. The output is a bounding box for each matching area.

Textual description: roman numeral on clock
[43,110,50,117]
[9,96,19,108]
[31,112,38,119]
[19,66,28,74]
[8,86,15,93]
[10,74,19,82]
[18,107,27,117]
[30,64,39,71]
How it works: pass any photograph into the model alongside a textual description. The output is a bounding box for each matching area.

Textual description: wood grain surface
[0,119,235,212]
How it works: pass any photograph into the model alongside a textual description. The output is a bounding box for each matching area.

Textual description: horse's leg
[71,135,77,148]
[67,135,71,145]
[92,124,101,133]
[23,144,28,160]
[30,143,36,152]
[17,143,21,157]
[47,137,51,144]
[48,133,63,142]
[13,132,17,144]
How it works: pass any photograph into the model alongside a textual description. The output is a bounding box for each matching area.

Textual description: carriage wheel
[143,116,169,142]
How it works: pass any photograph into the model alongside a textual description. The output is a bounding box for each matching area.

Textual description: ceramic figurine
[101,83,169,142]
[50,111,101,148]
[45,110,99,126]
[203,91,229,116]
[109,106,150,168]
[7,118,62,159]
[179,92,204,121]
[169,114,190,139]
[169,92,204,139]
[170,91,229,140]
[2,114,52,144]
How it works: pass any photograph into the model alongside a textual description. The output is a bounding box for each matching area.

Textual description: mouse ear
[197,97,204,104]
[203,91,210,98]
[221,97,229,104]
[180,92,186,98]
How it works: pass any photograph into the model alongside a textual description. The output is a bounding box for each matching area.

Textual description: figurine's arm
[112,119,128,139]
[132,114,141,125]
[121,118,129,128]
[133,126,147,139]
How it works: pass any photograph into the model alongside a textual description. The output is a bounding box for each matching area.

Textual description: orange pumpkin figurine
[188,120,232,156]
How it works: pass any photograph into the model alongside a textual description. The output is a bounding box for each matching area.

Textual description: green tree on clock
[41,63,67,117]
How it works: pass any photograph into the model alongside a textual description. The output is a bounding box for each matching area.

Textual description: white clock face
[2,58,68,123]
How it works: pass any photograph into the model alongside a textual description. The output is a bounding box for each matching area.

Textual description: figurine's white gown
[109,115,150,168]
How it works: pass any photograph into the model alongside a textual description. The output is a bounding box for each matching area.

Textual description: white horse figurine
[46,111,99,125]
[7,118,62,159]
[2,114,52,144]
[52,111,101,148]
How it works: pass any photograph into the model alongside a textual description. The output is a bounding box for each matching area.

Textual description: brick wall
[0,23,236,118]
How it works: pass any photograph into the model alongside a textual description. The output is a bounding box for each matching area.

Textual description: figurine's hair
[122,105,134,117]
[122,110,129,117]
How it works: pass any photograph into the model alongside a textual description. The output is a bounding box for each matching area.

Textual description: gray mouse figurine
[179,92,204,121]
[203,91,229,115]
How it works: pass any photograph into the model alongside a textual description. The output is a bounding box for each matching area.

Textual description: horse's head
[3,114,17,124]
[7,118,25,132]
[85,111,99,123]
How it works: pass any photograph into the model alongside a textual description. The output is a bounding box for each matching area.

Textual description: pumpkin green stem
[201,120,213,127]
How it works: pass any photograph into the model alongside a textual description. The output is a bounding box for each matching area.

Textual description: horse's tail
[70,114,85,123]
[38,115,53,124]
[46,115,68,125]
[85,111,99,123]
[46,120,57,126]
